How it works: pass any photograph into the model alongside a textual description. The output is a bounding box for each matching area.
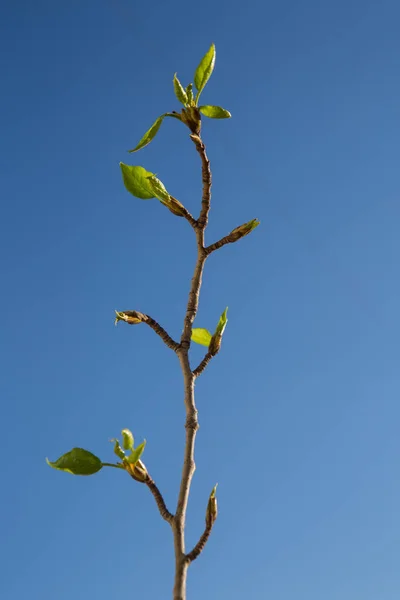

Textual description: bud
[114,310,144,326]
[206,484,218,527]
[126,458,149,483]
[208,333,222,356]
[229,218,260,242]
[165,196,186,217]
[209,307,228,356]
[181,106,201,135]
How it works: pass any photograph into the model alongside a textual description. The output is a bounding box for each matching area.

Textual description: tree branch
[193,351,213,378]
[186,522,213,562]
[173,133,212,600]
[141,314,180,352]
[190,134,212,229]
[179,205,198,229]
[146,477,174,524]
[205,232,236,255]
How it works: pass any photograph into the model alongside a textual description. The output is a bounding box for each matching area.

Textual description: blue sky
[1,0,399,598]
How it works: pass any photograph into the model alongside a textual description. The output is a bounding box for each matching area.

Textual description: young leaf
[215,307,228,336]
[120,164,155,200]
[191,328,212,347]
[111,439,126,460]
[173,73,188,105]
[127,440,147,465]
[128,116,165,153]
[186,83,194,106]
[194,43,216,101]
[146,175,171,204]
[121,429,134,451]
[199,105,231,119]
[46,448,103,476]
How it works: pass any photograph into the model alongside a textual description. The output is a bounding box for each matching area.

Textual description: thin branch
[179,205,198,229]
[190,134,212,229]
[205,232,236,255]
[186,522,213,562]
[141,314,180,352]
[193,351,213,378]
[146,477,174,524]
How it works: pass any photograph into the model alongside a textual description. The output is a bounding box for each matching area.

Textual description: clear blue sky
[1,1,399,598]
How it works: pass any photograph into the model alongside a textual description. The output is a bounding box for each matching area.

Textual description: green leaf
[120,164,155,200]
[194,43,216,101]
[173,73,188,105]
[186,83,194,106]
[199,105,231,119]
[146,175,171,204]
[128,116,165,153]
[215,307,228,336]
[121,429,134,451]
[111,439,126,460]
[191,328,212,347]
[46,448,102,476]
[127,440,146,465]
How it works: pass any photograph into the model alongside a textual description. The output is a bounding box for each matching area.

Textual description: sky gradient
[1,1,400,598]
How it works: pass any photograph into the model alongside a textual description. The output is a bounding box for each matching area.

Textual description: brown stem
[141,314,180,352]
[186,522,213,562]
[205,232,236,255]
[179,206,198,229]
[146,477,174,524]
[193,351,213,378]
[173,134,212,599]
[190,134,212,229]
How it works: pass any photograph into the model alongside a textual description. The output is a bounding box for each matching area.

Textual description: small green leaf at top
[194,43,216,101]
[121,429,134,451]
[127,440,146,465]
[46,448,103,476]
[129,115,165,153]
[191,328,212,347]
[173,73,188,105]
[120,164,155,200]
[199,105,231,119]
[215,307,228,337]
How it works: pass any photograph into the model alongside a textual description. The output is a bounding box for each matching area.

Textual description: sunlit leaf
[173,73,188,105]
[146,175,171,204]
[127,440,146,465]
[199,105,231,119]
[215,307,228,336]
[194,43,216,101]
[191,328,212,347]
[128,116,165,153]
[46,448,102,476]
[120,164,155,199]
[186,83,194,106]
[121,429,134,451]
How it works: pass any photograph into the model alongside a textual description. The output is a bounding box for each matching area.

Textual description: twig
[205,232,236,255]
[193,352,213,378]
[141,314,180,352]
[179,205,198,229]
[185,522,213,562]
[146,477,174,524]
[190,134,212,229]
